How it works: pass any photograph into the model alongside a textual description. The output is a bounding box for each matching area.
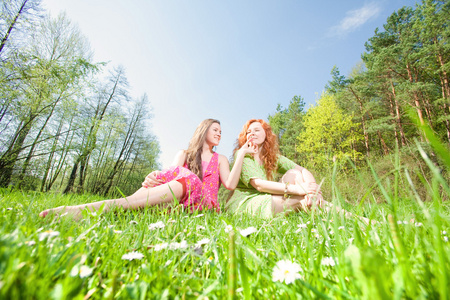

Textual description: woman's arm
[219,141,256,190]
[249,178,309,196]
[218,151,245,190]
[142,150,186,188]
[171,150,187,167]
[249,164,320,197]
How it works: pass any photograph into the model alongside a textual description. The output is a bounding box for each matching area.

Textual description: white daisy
[149,221,165,230]
[113,230,123,234]
[196,225,206,230]
[79,265,93,278]
[414,222,423,227]
[224,225,233,233]
[121,251,145,261]
[272,260,302,284]
[321,257,336,267]
[338,226,345,230]
[298,224,307,229]
[195,238,210,247]
[70,265,93,278]
[25,240,36,246]
[240,227,257,237]
[169,241,188,250]
[38,230,60,241]
[154,243,169,251]
[444,236,448,242]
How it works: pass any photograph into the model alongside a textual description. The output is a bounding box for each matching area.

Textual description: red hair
[234,119,280,180]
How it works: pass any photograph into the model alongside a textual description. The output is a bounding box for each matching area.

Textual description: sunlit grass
[1,138,449,299]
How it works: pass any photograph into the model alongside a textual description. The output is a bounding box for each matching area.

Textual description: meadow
[1,144,449,300]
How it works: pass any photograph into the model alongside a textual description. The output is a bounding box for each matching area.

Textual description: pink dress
[155,152,220,211]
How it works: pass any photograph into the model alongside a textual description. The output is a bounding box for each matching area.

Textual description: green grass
[1,139,450,299]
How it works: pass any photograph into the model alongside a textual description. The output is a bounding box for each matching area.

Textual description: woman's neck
[202,143,214,155]
[252,146,263,163]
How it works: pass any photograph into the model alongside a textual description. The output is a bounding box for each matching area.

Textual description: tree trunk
[0,118,34,187]
[0,0,28,55]
[18,98,60,187]
[349,87,370,156]
[390,80,406,146]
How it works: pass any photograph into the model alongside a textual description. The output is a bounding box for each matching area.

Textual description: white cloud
[329,2,381,37]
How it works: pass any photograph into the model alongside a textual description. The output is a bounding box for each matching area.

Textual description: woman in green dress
[225,119,371,224]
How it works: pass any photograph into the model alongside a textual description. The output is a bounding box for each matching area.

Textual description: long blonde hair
[185,119,220,181]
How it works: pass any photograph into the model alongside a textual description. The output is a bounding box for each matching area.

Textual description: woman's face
[246,122,266,146]
[206,122,222,146]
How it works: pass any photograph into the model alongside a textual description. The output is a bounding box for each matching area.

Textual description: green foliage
[297,94,364,172]
[1,140,450,299]
[268,95,306,164]
[0,7,160,195]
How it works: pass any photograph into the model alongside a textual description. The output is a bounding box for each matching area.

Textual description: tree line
[0,0,160,196]
[269,0,450,172]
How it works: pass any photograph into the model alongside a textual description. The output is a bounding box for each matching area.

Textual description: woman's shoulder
[217,153,229,164]
[172,150,187,166]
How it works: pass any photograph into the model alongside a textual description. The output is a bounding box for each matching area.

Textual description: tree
[0,13,94,187]
[268,95,306,163]
[0,0,42,57]
[297,94,364,172]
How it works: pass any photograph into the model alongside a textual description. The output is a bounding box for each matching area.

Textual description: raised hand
[142,171,163,188]
[239,138,257,155]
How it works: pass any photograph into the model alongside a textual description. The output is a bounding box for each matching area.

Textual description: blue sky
[43,0,420,169]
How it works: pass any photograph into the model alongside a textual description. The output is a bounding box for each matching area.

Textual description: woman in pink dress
[39,119,256,219]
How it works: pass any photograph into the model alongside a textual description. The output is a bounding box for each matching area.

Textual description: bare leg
[272,169,317,215]
[271,169,372,224]
[39,181,184,219]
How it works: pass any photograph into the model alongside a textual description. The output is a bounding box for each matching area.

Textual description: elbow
[222,183,236,191]
[255,186,264,192]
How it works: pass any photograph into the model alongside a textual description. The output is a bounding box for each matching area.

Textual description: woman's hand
[238,138,257,155]
[142,171,163,188]
[291,182,321,196]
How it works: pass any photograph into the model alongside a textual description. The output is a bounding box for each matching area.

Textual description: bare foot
[39,205,83,221]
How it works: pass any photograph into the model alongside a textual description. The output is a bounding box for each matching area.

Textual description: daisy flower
[272,260,302,284]
[38,230,60,241]
[224,225,233,233]
[121,251,145,261]
[25,240,36,246]
[240,227,257,237]
[154,243,169,251]
[70,265,93,278]
[195,238,210,247]
[321,257,336,267]
[149,221,165,230]
[169,241,188,250]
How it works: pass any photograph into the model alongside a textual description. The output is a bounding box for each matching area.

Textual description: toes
[39,210,49,218]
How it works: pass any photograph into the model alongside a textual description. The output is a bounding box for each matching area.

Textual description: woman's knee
[281,169,303,184]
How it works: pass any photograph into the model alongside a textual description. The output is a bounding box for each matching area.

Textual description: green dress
[225,155,297,218]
